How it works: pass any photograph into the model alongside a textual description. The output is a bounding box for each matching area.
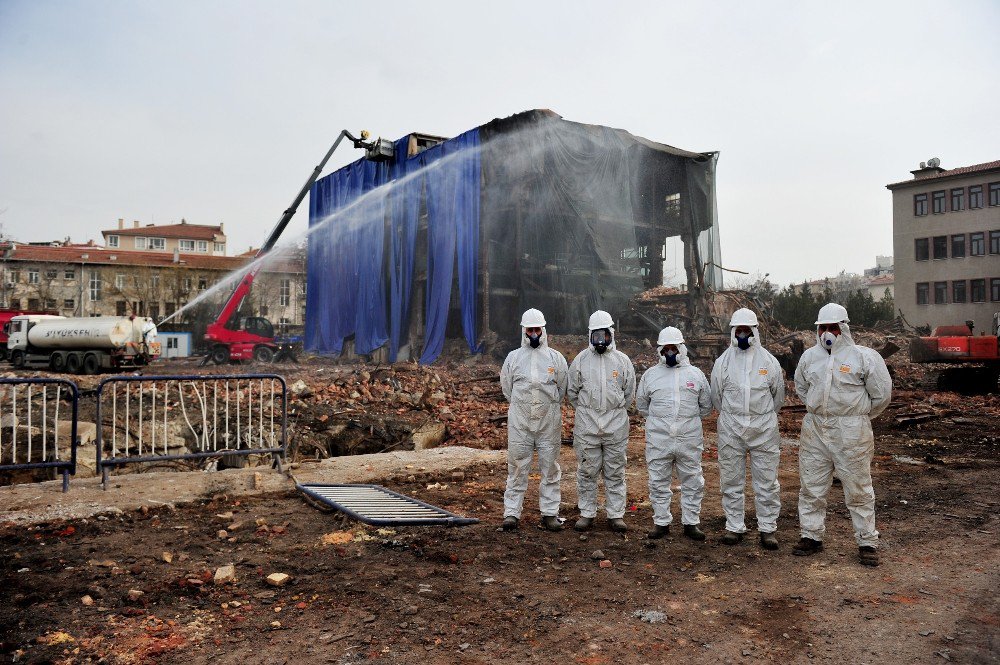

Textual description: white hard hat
[520,308,546,327]
[657,326,685,345]
[815,303,850,325]
[588,310,614,331]
[729,308,759,327]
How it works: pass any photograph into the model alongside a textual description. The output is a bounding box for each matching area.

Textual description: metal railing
[0,378,79,492]
[95,374,287,488]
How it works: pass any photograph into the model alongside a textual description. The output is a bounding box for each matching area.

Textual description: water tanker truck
[5,314,161,374]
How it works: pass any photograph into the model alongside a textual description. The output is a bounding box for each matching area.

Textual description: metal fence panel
[95,374,287,487]
[0,378,79,492]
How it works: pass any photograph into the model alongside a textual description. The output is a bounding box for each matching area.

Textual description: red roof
[101,223,224,241]
[0,244,303,274]
[867,275,894,286]
[886,160,1000,189]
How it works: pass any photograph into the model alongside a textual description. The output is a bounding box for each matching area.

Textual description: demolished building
[305,109,722,363]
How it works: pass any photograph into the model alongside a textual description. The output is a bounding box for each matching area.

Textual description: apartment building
[888,159,1000,332]
[102,219,227,256]
[0,242,306,339]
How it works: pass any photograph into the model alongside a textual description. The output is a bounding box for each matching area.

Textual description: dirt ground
[1,338,999,664]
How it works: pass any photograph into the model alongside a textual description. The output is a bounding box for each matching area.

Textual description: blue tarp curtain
[306,129,481,364]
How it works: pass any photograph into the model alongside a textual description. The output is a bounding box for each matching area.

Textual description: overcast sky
[1,1,997,287]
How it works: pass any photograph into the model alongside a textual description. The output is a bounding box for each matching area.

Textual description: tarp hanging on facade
[306,130,481,363]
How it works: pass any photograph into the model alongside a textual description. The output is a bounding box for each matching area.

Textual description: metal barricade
[95,374,287,488]
[0,378,79,492]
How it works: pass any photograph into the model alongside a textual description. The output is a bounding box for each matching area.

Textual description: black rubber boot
[574,517,594,532]
[683,524,706,541]
[792,537,824,556]
[541,515,563,532]
[501,516,519,532]
[647,524,670,540]
[721,531,744,545]
[608,518,628,533]
[759,532,779,550]
[858,546,879,567]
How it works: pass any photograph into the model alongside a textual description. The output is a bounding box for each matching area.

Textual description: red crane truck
[202,129,392,364]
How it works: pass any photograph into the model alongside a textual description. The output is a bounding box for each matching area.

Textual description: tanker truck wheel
[253,345,275,364]
[65,353,82,374]
[10,350,25,369]
[211,345,230,365]
[49,352,67,373]
[82,353,100,375]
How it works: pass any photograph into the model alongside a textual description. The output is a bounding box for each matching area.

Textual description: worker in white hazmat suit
[567,311,636,533]
[500,308,569,532]
[636,327,713,540]
[793,303,892,567]
[710,308,785,549]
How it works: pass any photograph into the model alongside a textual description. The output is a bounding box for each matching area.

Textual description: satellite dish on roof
[928,157,941,168]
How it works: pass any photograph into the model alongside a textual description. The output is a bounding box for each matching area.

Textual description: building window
[916,282,929,305]
[990,182,1000,207]
[165,302,176,317]
[932,190,946,214]
[951,234,966,258]
[933,281,948,304]
[932,235,948,259]
[28,270,39,284]
[952,280,967,303]
[150,237,166,250]
[63,298,75,309]
[45,269,57,279]
[64,269,75,280]
[279,279,291,306]
[914,238,929,261]
[179,240,195,252]
[970,232,985,256]
[991,230,1000,255]
[28,298,40,310]
[971,279,986,303]
[182,277,192,291]
[992,278,1000,302]
[107,235,119,248]
[151,274,160,289]
[198,277,207,290]
[970,185,984,208]
[148,303,159,320]
[135,237,147,250]
[8,269,19,283]
[214,242,225,253]
[89,271,101,301]
[8,298,19,309]
[196,240,208,252]
[914,193,928,216]
[116,301,127,316]
[116,273,127,289]
[44,299,56,309]
[951,188,965,211]
[167,337,178,350]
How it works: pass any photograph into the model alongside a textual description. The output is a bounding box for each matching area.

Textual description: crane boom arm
[209,129,370,331]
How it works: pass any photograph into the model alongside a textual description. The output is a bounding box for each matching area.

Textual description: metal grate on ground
[296,483,479,527]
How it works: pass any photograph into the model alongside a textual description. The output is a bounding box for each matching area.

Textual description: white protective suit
[636,341,713,527]
[500,323,569,519]
[710,323,786,534]
[794,311,892,548]
[567,328,636,519]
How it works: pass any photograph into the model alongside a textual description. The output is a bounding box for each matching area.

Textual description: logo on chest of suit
[758,368,768,376]
[547,366,555,374]
[839,364,851,373]
[685,380,695,389]
[612,370,619,379]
